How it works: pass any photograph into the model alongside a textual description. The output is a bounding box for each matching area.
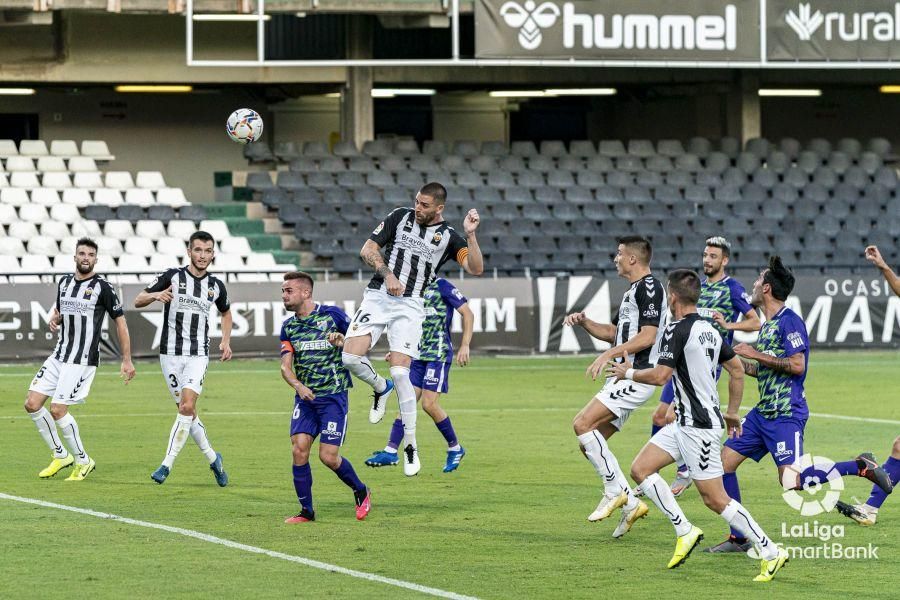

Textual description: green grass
[0,353,897,599]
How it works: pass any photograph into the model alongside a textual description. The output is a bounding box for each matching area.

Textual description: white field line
[0,493,478,600]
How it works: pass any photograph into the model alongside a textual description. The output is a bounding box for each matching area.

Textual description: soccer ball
[226,108,263,144]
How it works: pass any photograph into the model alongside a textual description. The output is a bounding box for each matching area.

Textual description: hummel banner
[768,0,900,61]
[475,0,760,60]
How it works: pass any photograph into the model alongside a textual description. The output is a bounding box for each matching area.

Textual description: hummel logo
[69,375,87,399]
[500,1,561,50]
[664,332,674,341]
[786,3,824,41]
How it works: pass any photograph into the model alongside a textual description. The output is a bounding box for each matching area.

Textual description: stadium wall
[1,276,898,362]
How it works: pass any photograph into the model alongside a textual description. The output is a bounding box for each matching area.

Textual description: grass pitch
[1,353,897,599]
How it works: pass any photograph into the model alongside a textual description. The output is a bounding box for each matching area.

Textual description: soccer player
[279,272,371,523]
[24,237,136,481]
[134,231,232,486]
[705,256,893,553]
[565,236,666,536]
[343,182,483,476]
[834,245,900,525]
[657,237,760,497]
[612,269,789,582]
[365,277,474,472]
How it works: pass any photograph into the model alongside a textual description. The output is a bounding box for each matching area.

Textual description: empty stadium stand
[239,137,899,276]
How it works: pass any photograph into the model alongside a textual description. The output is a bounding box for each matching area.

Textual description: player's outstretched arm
[609,353,673,386]
[586,326,658,380]
[715,309,761,333]
[219,309,233,361]
[460,209,484,276]
[721,355,744,437]
[456,303,475,366]
[133,286,173,309]
[360,239,403,296]
[114,316,136,384]
[562,312,616,342]
[733,343,804,376]
[866,245,900,297]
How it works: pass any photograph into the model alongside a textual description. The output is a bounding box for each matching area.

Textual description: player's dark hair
[419,182,447,205]
[667,269,701,305]
[705,236,731,258]
[763,255,795,301]
[75,237,98,253]
[283,271,314,289]
[616,235,652,265]
[188,231,215,248]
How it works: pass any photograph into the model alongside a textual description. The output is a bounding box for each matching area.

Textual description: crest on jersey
[83,288,93,297]
[431,232,443,245]
[372,221,384,235]
[207,288,215,299]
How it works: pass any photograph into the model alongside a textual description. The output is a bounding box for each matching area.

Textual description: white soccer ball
[226,108,264,144]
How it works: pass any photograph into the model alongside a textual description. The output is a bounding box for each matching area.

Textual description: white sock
[29,407,68,459]
[55,413,89,464]
[577,431,633,500]
[162,414,194,469]
[721,500,778,560]
[383,446,398,454]
[448,444,461,452]
[640,473,692,537]
[342,352,387,393]
[190,418,218,463]
[390,365,417,447]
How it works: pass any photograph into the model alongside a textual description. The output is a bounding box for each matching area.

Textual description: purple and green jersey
[753,306,809,421]
[696,276,754,345]
[418,278,468,363]
[279,304,352,397]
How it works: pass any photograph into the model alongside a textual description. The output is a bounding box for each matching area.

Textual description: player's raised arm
[563,312,616,342]
[459,209,484,276]
[866,245,900,297]
[134,269,175,308]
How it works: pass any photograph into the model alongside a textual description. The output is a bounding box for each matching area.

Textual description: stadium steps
[220,216,265,235]
[200,203,247,219]
[270,250,301,268]
[244,233,283,252]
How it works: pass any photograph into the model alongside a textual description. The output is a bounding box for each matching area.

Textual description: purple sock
[292,463,313,512]
[867,456,900,509]
[333,457,366,493]
[722,472,745,540]
[387,418,403,450]
[435,417,458,447]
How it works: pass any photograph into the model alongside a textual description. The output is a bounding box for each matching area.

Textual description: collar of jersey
[181,266,209,282]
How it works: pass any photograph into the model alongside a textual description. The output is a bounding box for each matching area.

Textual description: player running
[565,236,666,536]
[343,182,483,476]
[279,272,371,523]
[135,231,232,487]
[24,237,136,481]
[612,269,789,582]
[835,245,900,526]
[659,237,760,497]
[705,256,893,553]
[365,277,475,472]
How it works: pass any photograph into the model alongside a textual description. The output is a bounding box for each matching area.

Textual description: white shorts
[345,288,425,359]
[594,378,656,430]
[651,423,724,480]
[159,355,209,402]
[29,357,97,405]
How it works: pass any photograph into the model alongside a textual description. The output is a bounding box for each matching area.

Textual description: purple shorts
[409,360,451,394]
[724,407,806,466]
[290,391,349,446]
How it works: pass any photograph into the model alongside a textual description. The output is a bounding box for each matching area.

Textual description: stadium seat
[480,141,507,156]
[828,152,852,175]
[214,253,246,272]
[378,155,406,173]
[115,204,144,222]
[349,157,377,173]
[9,172,39,188]
[136,171,166,189]
[50,140,79,157]
[274,142,301,162]
[157,188,189,207]
[134,219,167,240]
[73,171,103,188]
[0,139,18,158]
[94,189,124,206]
[646,156,673,173]
[867,137,892,158]
[718,137,740,158]
[27,237,59,256]
[744,138,770,158]
[179,205,207,221]
[452,141,479,157]
[104,171,134,189]
[337,171,366,188]
[147,205,177,222]
[19,204,49,223]
[575,170,604,188]
[30,188,60,207]
[49,204,80,225]
[333,141,360,157]
[6,156,35,172]
[598,140,626,158]
[873,167,898,189]
[859,152,883,175]
[843,166,869,189]
[657,139,685,158]
[220,237,252,256]
[104,219,135,241]
[199,219,230,240]
[157,236,187,255]
[42,172,72,189]
[546,170,574,188]
[41,220,70,240]
[627,140,655,158]
[123,235,156,255]
[687,137,712,158]
[778,137,801,159]
[0,237,26,256]
[61,188,92,207]
[539,140,567,157]
[276,171,306,191]
[149,254,180,270]
[511,141,537,157]
[246,171,275,192]
[19,140,48,157]
[37,156,67,172]
[808,138,831,159]
[124,189,155,207]
[1,188,26,208]
[0,173,7,187]
[81,140,114,160]
[675,154,703,173]
[70,220,102,237]
[289,158,318,174]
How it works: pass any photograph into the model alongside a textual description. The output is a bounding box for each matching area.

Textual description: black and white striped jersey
[53,274,124,367]
[367,207,469,298]
[611,274,667,369]
[657,313,735,429]
[145,267,230,356]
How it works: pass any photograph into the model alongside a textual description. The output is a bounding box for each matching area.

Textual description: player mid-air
[365,277,474,472]
[612,269,789,582]
[279,272,371,523]
[24,238,136,481]
[342,182,483,476]
[134,231,232,487]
